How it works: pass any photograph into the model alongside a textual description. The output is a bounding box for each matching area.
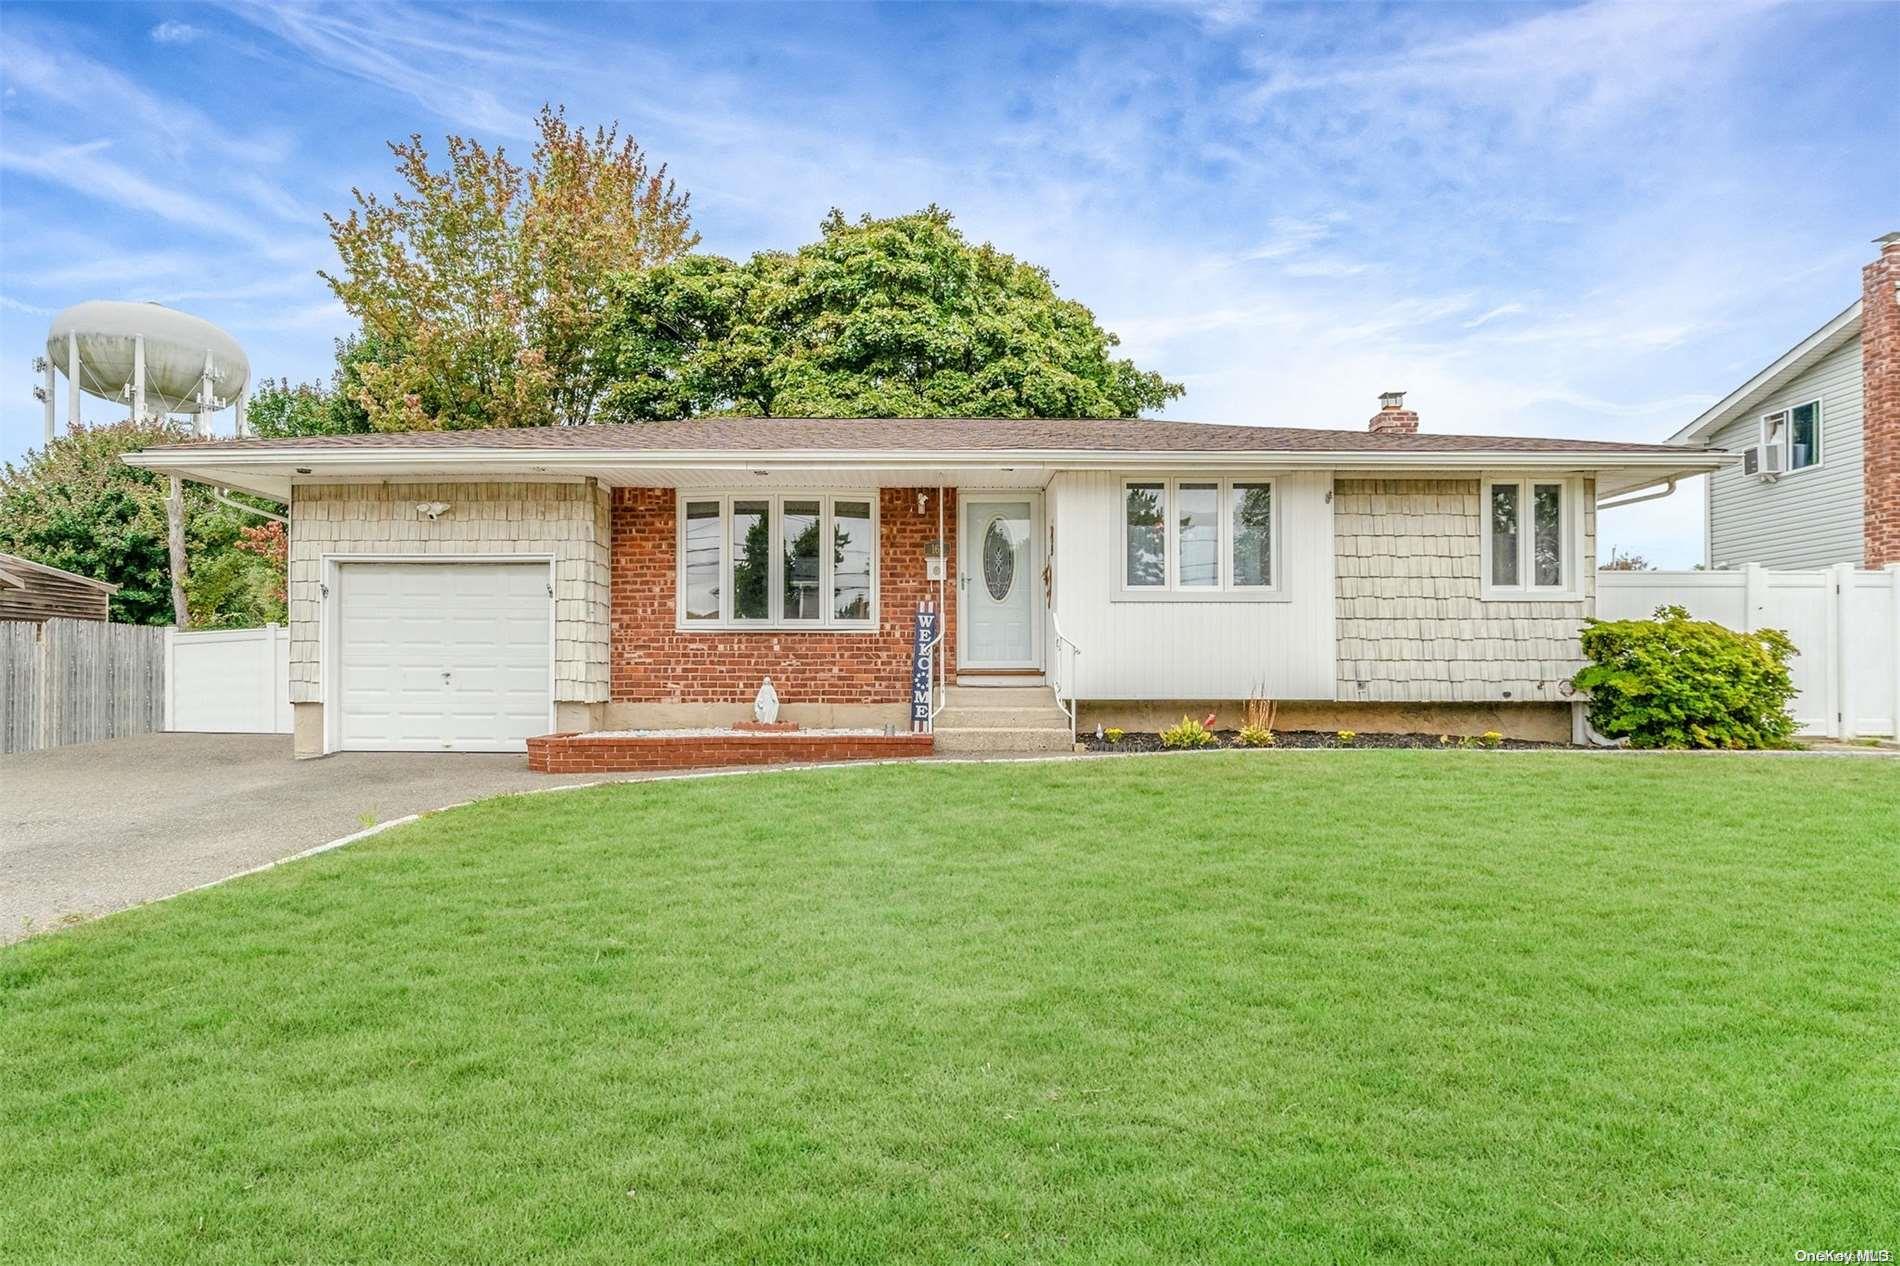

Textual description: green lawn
[4,753,1897,1263]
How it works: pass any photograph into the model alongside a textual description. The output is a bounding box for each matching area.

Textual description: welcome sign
[910,599,938,733]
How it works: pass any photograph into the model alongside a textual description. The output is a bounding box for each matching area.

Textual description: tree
[597,207,1184,420]
[246,335,379,438]
[1601,548,1654,571]
[0,421,285,627]
[321,105,697,431]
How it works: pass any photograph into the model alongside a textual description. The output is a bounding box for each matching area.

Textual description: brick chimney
[1369,390,1420,434]
[1864,232,1900,567]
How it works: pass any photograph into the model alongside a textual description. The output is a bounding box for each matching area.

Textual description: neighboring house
[125,402,1721,756]
[1671,232,1900,570]
[0,553,116,623]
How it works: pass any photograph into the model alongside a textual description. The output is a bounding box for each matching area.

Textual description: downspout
[213,487,288,525]
[1595,477,1677,512]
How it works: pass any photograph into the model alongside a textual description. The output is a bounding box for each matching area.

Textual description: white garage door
[336,561,552,752]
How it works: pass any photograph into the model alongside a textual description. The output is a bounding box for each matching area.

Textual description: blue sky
[2,1,1895,565]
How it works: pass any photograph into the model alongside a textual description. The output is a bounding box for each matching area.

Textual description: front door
[961,496,1039,669]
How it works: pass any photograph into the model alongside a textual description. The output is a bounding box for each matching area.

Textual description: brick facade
[1863,234,1900,567]
[610,487,957,705]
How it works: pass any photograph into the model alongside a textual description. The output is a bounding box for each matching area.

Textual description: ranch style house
[126,396,1727,758]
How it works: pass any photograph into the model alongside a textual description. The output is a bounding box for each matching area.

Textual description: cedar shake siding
[286,481,610,706]
[610,487,957,706]
[1333,478,1595,703]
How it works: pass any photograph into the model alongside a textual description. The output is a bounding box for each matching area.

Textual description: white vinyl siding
[1051,470,1334,700]
[1707,336,1865,569]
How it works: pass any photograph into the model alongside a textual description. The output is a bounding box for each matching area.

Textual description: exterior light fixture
[416,501,452,521]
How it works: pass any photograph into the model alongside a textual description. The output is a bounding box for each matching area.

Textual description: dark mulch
[1080,729,1576,753]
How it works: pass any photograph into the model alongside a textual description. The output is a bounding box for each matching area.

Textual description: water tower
[36,301,252,443]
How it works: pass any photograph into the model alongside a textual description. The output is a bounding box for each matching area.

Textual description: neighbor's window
[1122,478,1279,593]
[1762,400,1821,472]
[1484,478,1573,597]
[679,494,878,629]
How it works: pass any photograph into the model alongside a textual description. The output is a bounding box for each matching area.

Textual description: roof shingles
[150,417,1699,457]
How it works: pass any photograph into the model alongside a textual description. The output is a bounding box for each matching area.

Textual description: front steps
[932,685,1075,754]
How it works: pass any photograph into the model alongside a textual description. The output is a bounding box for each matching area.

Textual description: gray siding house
[1673,232,1900,570]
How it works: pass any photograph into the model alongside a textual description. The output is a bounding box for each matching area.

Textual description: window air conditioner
[1742,444,1784,481]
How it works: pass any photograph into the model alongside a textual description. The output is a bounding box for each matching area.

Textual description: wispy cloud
[150,20,204,45]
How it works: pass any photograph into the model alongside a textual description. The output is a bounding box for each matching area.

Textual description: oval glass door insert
[982,517,1015,601]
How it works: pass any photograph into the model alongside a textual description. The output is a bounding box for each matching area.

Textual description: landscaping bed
[1081,728,1572,752]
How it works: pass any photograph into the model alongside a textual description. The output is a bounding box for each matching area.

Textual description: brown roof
[148,417,1700,457]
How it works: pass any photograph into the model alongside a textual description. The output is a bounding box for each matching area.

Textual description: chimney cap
[1877,231,1900,248]
[1379,390,1407,410]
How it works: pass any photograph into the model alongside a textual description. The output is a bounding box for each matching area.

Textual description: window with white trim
[677,494,878,629]
[1483,477,1575,597]
[1122,478,1276,593]
[1762,400,1821,473]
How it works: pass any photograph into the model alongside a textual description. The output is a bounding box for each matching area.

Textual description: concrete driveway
[1,733,631,943]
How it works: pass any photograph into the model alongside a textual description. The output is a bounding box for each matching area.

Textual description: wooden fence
[0,618,167,754]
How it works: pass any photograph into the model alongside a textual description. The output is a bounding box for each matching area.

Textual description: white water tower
[36,301,252,443]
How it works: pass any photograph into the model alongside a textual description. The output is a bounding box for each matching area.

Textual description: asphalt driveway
[1,733,630,943]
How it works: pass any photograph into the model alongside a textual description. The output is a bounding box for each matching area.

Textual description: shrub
[1159,716,1216,749]
[1480,731,1503,749]
[1573,605,1798,750]
[1335,730,1357,746]
[1236,723,1276,748]
[1104,727,1125,743]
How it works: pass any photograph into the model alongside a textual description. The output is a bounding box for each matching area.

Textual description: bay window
[1121,477,1277,595]
[1483,477,1577,598]
[677,494,879,629]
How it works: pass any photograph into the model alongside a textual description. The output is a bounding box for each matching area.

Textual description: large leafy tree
[246,334,380,439]
[597,207,1183,420]
[322,106,697,431]
[0,422,285,627]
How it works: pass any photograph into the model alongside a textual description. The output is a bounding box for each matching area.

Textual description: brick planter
[526,731,933,774]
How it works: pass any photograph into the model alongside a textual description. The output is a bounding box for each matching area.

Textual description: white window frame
[675,492,880,631]
[1761,398,1823,475]
[1481,476,1584,602]
[1115,476,1285,602]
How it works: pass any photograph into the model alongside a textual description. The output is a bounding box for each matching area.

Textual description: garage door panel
[336,561,551,752]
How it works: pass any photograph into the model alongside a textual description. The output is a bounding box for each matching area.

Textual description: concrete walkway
[0,733,640,943]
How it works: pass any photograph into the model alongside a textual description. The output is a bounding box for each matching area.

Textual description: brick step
[931,726,1076,754]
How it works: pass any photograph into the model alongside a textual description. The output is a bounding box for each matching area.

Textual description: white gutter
[124,446,1735,477]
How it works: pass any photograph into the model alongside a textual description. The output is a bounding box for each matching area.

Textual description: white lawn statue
[753,677,781,725]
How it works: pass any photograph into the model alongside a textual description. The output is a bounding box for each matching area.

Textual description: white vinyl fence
[166,623,292,734]
[1598,564,1900,738]
[1,618,167,754]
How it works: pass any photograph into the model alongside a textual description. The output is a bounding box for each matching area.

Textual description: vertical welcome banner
[910,599,938,733]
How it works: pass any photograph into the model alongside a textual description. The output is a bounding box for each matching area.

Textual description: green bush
[1573,605,1798,749]
[1235,723,1276,748]
[1158,716,1216,749]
